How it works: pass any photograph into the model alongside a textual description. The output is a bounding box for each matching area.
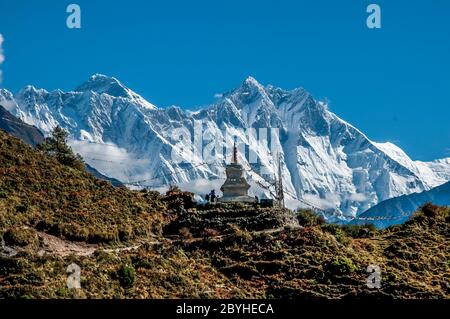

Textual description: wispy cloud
[0,33,4,64]
[346,193,368,202]
[0,33,4,84]
[303,193,340,210]
[69,140,151,182]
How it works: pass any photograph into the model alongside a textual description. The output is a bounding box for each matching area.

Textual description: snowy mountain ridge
[351,180,450,228]
[1,74,449,218]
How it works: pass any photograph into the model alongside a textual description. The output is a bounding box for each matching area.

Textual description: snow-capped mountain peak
[17,85,48,96]
[75,74,156,110]
[75,74,128,97]
[229,76,271,103]
[2,76,450,219]
[243,76,264,89]
[0,88,18,112]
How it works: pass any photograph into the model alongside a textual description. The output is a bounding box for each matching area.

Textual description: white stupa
[219,140,256,203]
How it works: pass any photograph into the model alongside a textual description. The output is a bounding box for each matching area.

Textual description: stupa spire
[219,137,255,203]
[231,139,238,164]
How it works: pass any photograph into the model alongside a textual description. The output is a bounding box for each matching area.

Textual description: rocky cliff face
[0,104,44,147]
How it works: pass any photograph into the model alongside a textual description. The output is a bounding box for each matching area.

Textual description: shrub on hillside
[201,228,221,238]
[321,224,349,245]
[408,203,450,226]
[117,265,136,289]
[421,202,440,218]
[325,256,358,276]
[229,224,252,243]
[3,227,38,247]
[0,189,7,199]
[296,209,324,227]
[179,227,193,240]
[341,224,376,238]
[15,202,30,213]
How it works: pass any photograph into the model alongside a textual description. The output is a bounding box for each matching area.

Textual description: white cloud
[284,197,306,211]
[68,140,151,182]
[0,97,17,113]
[346,193,367,202]
[303,193,340,210]
[0,34,4,63]
[0,33,4,84]
[214,93,223,99]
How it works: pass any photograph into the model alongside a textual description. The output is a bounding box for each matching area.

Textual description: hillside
[0,129,167,243]
[0,130,449,298]
[0,129,240,298]
[0,104,123,187]
[184,205,449,298]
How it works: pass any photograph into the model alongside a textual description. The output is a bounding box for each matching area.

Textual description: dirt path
[38,232,97,257]
[32,225,302,257]
[36,232,166,257]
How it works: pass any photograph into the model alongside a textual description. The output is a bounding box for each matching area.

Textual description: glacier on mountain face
[1,74,449,220]
[373,142,449,188]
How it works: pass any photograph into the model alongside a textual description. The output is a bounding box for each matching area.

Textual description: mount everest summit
[1,74,449,219]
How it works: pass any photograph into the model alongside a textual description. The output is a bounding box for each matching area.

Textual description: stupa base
[219,195,257,203]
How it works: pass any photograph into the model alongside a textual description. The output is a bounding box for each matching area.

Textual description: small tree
[38,126,84,170]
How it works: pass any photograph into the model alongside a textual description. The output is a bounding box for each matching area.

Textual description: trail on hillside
[29,226,303,258]
[37,232,97,257]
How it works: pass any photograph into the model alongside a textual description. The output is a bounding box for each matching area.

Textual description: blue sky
[0,0,449,161]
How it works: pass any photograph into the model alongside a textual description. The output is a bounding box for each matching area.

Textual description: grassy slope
[0,130,449,299]
[0,130,240,298]
[186,205,449,298]
[0,130,165,243]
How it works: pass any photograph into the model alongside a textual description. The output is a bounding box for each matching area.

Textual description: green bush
[15,202,30,213]
[117,265,136,288]
[296,209,324,227]
[321,224,349,245]
[326,256,358,275]
[341,224,376,238]
[0,189,7,199]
